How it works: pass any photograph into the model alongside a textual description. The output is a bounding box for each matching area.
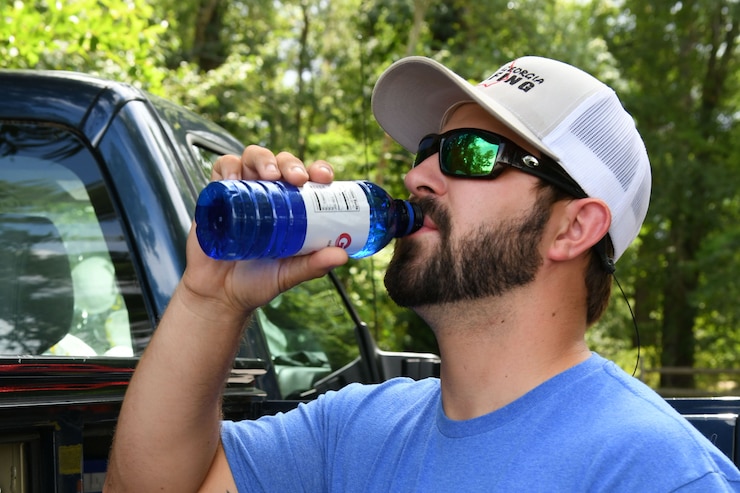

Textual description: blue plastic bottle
[195,180,423,260]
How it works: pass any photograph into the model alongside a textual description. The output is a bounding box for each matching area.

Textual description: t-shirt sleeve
[220,382,364,491]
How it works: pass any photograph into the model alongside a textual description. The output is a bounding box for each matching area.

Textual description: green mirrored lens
[442,133,500,176]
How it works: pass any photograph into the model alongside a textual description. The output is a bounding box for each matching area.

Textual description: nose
[404,154,447,198]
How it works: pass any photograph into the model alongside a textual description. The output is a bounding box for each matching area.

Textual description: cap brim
[371,56,557,159]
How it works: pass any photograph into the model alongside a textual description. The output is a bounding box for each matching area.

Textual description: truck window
[0,123,147,357]
[191,144,219,179]
[259,275,359,398]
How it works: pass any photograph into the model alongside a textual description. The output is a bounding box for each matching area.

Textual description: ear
[547,198,611,263]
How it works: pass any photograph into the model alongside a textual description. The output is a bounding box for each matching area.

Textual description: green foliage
[0,0,169,91]
[593,0,740,389]
[6,0,740,392]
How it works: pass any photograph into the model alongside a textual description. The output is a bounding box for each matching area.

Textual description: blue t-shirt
[222,353,740,491]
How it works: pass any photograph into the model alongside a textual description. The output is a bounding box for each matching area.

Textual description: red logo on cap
[480,61,517,87]
[479,60,543,91]
[336,233,352,249]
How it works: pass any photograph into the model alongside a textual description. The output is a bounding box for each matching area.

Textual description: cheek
[444,199,483,239]
[449,174,539,220]
[446,187,507,231]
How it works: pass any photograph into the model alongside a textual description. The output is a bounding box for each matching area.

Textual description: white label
[296,182,370,255]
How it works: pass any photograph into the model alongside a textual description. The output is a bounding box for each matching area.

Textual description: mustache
[410,196,450,234]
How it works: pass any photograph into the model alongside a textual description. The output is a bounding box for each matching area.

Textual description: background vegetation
[3,0,740,395]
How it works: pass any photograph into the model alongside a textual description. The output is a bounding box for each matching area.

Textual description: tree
[7,0,740,388]
[596,0,740,390]
[0,0,169,92]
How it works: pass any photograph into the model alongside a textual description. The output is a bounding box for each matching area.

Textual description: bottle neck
[394,200,423,238]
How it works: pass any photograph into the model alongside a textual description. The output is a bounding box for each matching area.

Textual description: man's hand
[182,145,349,319]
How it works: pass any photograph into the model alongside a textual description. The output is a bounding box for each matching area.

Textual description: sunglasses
[414,128,617,273]
[413,128,586,199]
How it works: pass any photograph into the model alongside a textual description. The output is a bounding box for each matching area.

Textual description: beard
[384,196,550,308]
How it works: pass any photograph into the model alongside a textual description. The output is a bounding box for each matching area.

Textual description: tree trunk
[193,0,226,72]
[660,253,697,389]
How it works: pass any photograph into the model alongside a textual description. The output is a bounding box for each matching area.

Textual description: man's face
[384,104,552,308]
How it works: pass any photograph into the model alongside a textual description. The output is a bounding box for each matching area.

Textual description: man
[105,56,740,491]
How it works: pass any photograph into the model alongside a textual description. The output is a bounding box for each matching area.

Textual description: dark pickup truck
[0,70,737,492]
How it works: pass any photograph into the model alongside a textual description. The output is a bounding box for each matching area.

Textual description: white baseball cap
[371,56,651,262]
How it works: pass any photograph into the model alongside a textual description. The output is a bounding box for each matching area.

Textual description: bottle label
[297,182,370,255]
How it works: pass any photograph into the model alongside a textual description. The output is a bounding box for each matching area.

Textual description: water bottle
[195,180,423,260]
